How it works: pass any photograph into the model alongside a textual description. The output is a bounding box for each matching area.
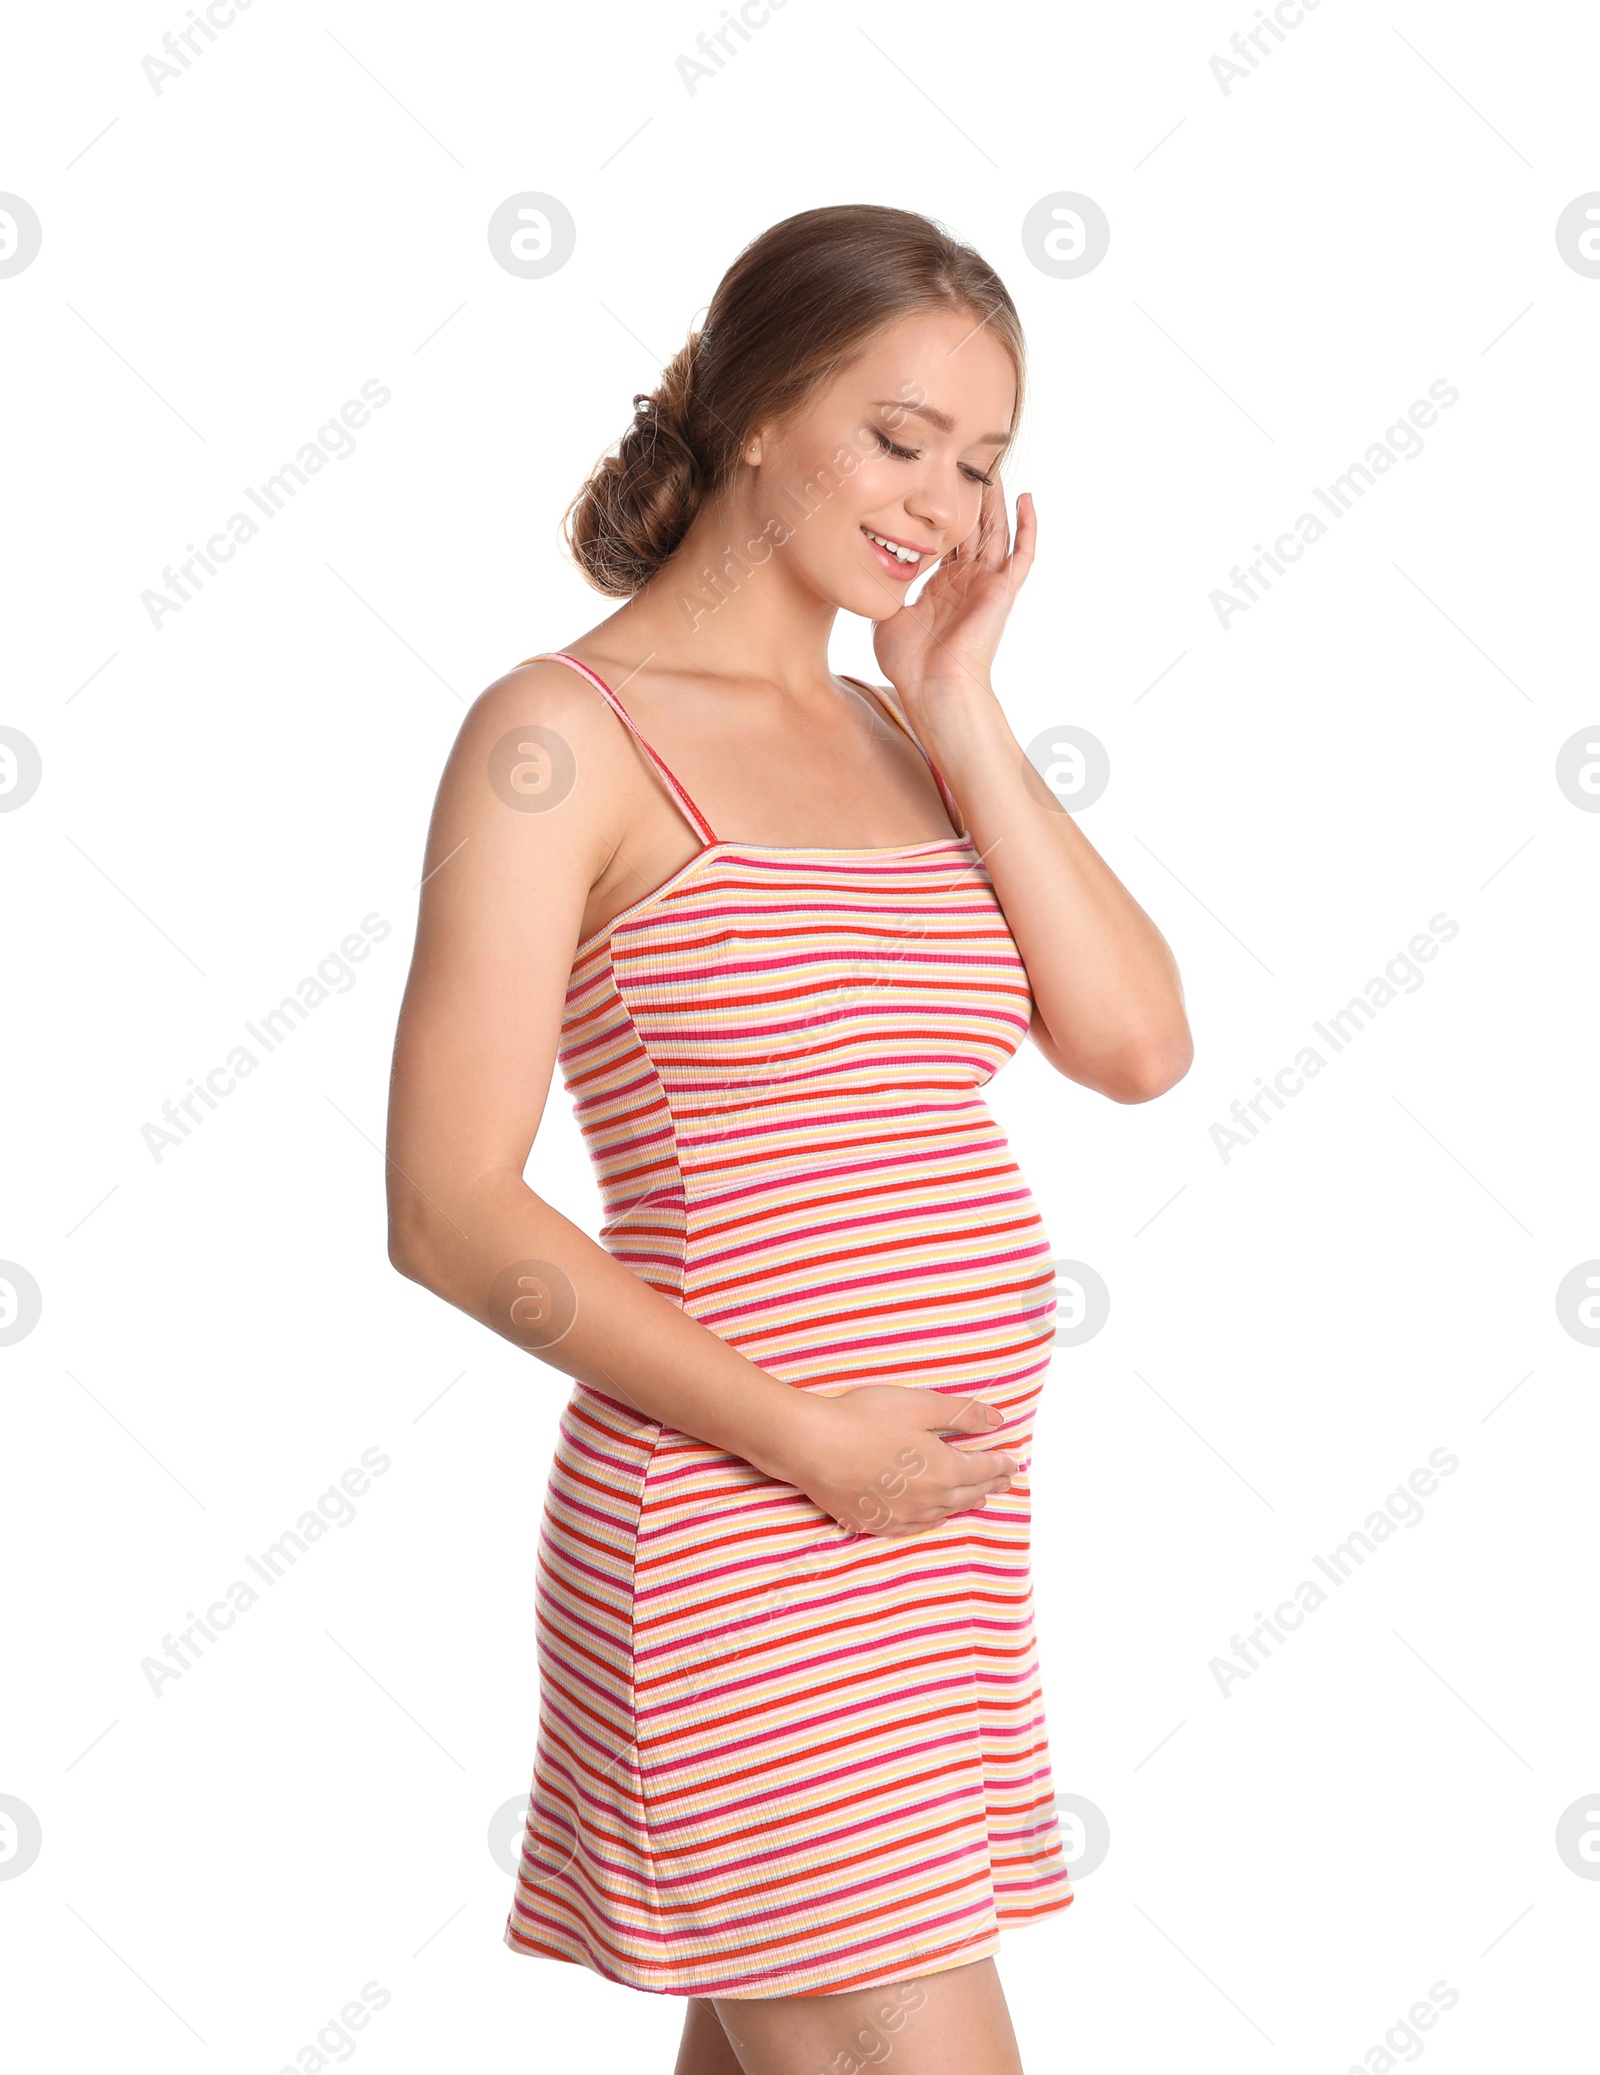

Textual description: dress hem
[501,1888,1074,2002]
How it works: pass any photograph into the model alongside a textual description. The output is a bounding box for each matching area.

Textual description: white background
[4,1,1598,2069]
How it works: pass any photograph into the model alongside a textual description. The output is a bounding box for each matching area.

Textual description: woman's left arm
[875,486,1194,1105]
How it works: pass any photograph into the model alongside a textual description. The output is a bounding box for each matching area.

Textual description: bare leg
[710,1956,1025,2075]
[673,1996,747,2075]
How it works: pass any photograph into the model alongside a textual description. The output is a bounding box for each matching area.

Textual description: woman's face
[739,307,1018,621]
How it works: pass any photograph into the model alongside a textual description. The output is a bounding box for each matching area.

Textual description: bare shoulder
[455,653,624,767]
[429,653,642,844]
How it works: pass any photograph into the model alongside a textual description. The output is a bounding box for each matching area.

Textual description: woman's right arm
[384,662,1019,1535]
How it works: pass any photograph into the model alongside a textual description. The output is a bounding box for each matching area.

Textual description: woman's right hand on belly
[773,1384,1020,1537]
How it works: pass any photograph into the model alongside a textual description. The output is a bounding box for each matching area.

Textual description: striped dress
[504,649,1074,1999]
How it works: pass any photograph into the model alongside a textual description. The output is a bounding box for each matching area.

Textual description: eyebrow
[872,400,1010,446]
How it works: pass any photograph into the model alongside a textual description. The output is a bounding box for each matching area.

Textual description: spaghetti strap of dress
[520,650,719,848]
[837,674,968,840]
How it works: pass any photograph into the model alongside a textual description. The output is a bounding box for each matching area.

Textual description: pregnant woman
[386,204,1191,2074]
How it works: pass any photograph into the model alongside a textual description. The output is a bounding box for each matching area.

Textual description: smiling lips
[862,526,936,581]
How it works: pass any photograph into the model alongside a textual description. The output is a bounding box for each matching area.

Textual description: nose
[904,466,961,538]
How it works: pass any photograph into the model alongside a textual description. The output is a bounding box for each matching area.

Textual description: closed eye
[874,427,994,487]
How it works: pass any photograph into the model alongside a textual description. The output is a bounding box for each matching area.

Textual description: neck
[584,487,847,695]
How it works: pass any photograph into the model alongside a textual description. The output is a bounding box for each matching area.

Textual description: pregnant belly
[682,1150,1058,1409]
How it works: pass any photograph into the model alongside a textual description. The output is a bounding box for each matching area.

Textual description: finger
[870,1510,936,1537]
[942,1468,1014,1505]
[935,1466,1012,1504]
[929,1392,997,1431]
[938,1410,1007,1444]
[969,479,997,568]
[1006,489,1037,588]
[978,476,1010,571]
[938,1445,1021,1482]
[937,1481,1009,1519]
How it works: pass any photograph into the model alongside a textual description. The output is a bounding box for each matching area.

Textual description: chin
[824,569,907,622]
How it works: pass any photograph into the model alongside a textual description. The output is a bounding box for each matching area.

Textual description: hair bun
[564,342,704,598]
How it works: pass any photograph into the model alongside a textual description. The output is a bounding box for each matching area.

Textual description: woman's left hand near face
[871,481,1036,701]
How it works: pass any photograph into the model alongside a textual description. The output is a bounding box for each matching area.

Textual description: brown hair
[564,204,1026,597]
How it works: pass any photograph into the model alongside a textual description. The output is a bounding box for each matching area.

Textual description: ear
[742,414,781,467]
